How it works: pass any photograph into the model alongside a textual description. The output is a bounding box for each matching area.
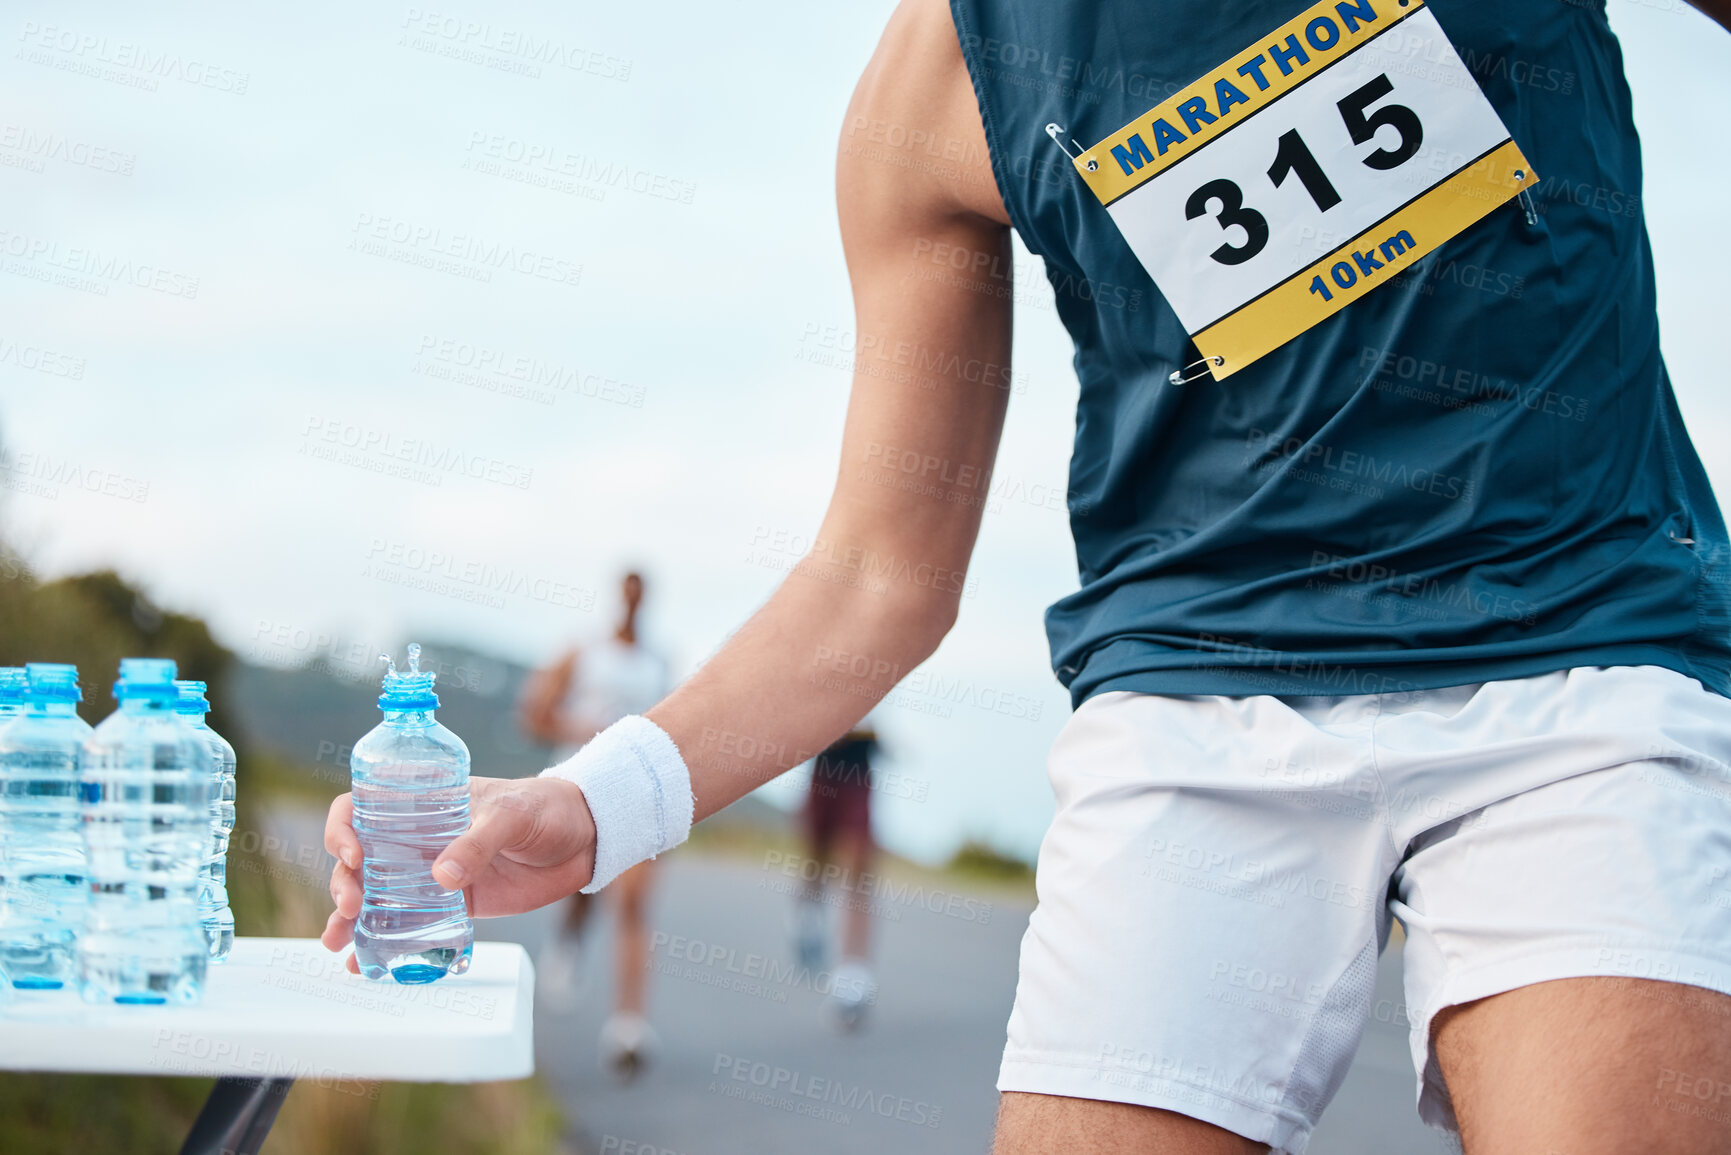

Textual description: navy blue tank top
[949,0,1731,702]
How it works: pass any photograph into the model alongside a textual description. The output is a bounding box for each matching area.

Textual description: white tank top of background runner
[555,636,669,761]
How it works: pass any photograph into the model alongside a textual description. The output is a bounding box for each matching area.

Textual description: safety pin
[1045,124,1098,172]
[1513,168,1538,226]
[1169,355,1224,386]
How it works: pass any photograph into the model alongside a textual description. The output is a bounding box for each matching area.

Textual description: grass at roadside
[687,803,1038,906]
[0,1074,212,1155]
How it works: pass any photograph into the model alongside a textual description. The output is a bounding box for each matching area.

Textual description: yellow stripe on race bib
[1075,0,1426,205]
[1192,139,1538,380]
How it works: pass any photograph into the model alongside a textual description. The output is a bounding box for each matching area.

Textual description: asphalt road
[480,851,1458,1155]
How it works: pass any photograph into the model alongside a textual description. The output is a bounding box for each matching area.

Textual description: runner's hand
[322,775,597,973]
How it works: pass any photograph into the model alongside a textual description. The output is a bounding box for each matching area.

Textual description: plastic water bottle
[352,643,473,983]
[0,667,25,720]
[78,659,213,1005]
[0,664,92,990]
[175,681,235,963]
[0,668,19,996]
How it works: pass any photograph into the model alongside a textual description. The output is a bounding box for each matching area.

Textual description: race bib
[1070,0,1537,381]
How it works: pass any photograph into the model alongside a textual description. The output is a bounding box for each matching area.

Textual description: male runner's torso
[944,0,1731,703]
[556,637,669,762]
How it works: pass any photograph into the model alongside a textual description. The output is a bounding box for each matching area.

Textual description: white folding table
[0,937,534,1154]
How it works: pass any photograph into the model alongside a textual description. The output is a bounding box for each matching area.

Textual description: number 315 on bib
[1072,0,1538,381]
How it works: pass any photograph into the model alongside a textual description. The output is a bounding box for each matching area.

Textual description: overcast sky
[3,0,1728,863]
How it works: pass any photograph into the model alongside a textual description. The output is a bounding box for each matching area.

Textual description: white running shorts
[998,665,1731,1153]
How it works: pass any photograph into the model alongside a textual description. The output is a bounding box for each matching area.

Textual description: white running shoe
[829,960,876,1033]
[535,930,585,1013]
[599,1012,659,1082]
[792,898,827,971]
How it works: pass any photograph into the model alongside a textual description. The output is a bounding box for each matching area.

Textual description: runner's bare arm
[323,0,1011,945]
[648,0,1013,823]
[1687,1,1731,32]
[518,650,576,744]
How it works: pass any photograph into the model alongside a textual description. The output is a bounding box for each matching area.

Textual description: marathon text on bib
[1073,0,1538,381]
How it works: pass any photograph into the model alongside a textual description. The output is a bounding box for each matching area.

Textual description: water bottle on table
[352,643,473,984]
[78,658,213,1005]
[0,664,92,990]
[0,667,25,721]
[0,667,19,995]
[175,680,236,963]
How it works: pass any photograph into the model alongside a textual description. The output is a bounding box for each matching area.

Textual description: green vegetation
[0,551,568,1154]
[946,839,1037,885]
[0,563,236,733]
[0,1068,565,1155]
[0,1072,214,1155]
[686,795,1038,903]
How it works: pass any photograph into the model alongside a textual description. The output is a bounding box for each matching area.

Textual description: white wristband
[541,715,694,893]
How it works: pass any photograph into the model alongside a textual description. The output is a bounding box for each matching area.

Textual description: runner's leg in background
[837,824,874,964]
[613,860,655,1018]
[598,860,661,1080]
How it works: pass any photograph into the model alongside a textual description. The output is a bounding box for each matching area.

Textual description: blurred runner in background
[794,720,881,1031]
[520,571,669,1080]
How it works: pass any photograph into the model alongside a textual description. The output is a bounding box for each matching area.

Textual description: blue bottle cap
[378,643,438,711]
[173,679,211,715]
[113,657,179,701]
[0,667,26,708]
[24,663,81,704]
